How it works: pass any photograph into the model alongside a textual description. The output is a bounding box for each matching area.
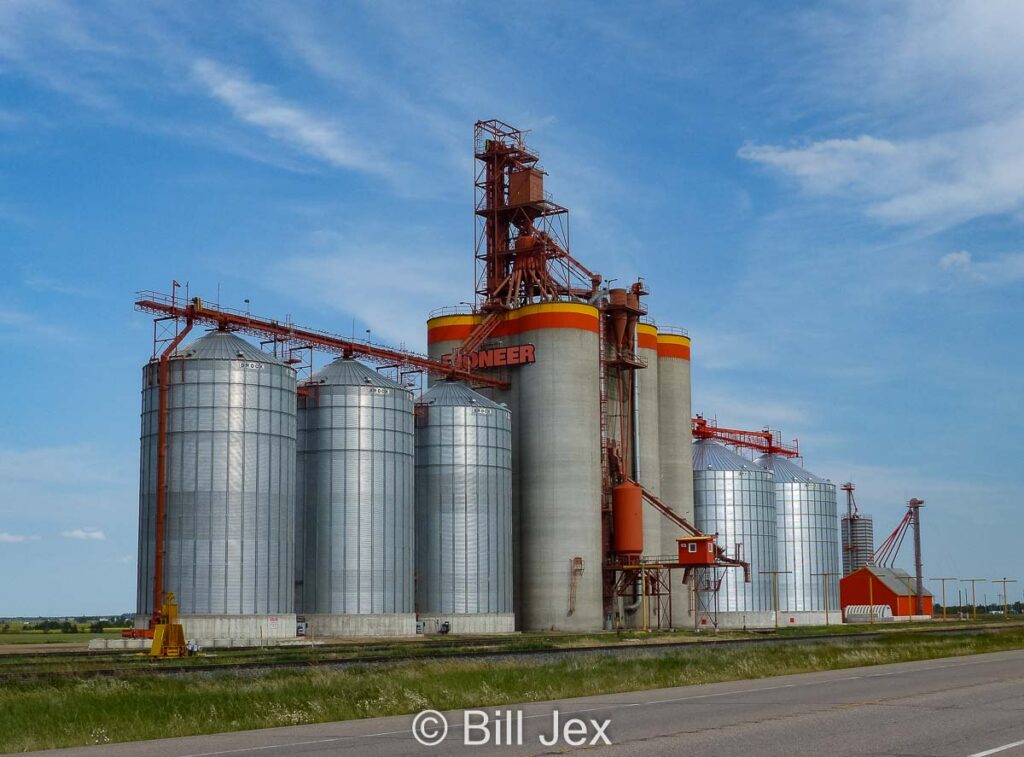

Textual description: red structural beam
[152,314,194,628]
[873,499,923,570]
[691,417,800,458]
[135,291,510,390]
[638,484,751,582]
[873,510,912,568]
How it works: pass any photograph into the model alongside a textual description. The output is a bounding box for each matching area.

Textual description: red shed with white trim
[840,565,933,620]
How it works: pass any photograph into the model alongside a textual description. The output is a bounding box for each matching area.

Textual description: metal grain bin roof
[692,439,767,472]
[175,330,285,363]
[308,357,406,389]
[855,566,934,597]
[418,380,505,410]
[754,454,827,484]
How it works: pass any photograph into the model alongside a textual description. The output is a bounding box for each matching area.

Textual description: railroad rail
[3,624,1020,683]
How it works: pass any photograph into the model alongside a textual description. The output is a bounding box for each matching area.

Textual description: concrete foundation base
[776,611,845,627]
[696,611,847,630]
[89,638,152,650]
[303,613,416,638]
[709,611,778,630]
[89,636,312,650]
[133,613,297,641]
[418,613,516,634]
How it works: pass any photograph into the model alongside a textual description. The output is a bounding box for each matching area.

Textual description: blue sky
[2,1,1022,615]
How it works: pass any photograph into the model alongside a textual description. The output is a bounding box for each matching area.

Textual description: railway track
[0,633,524,662]
[3,623,1021,683]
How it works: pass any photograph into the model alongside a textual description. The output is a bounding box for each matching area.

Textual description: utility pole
[962,578,985,622]
[930,577,956,621]
[812,571,838,626]
[908,498,925,615]
[760,570,792,630]
[992,578,1018,618]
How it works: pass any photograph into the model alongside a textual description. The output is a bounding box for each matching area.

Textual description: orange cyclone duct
[612,482,644,557]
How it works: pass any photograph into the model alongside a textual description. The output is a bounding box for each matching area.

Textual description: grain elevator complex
[131,120,925,648]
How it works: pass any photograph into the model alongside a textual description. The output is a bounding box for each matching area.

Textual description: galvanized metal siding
[415,383,512,615]
[776,482,841,612]
[756,455,840,612]
[841,516,874,575]
[427,333,523,621]
[295,359,415,615]
[693,440,777,613]
[137,331,297,617]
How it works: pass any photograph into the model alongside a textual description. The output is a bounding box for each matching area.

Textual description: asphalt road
[33,648,1024,757]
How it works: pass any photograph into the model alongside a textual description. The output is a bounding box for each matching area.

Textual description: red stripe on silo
[428,309,599,344]
[506,311,599,335]
[427,324,477,344]
[657,342,691,360]
[637,331,658,351]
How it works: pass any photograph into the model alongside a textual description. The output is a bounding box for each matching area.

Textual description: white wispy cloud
[21,273,96,298]
[0,532,37,543]
[265,228,466,350]
[0,444,132,553]
[0,0,127,109]
[937,250,1024,285]
[692,389,810,431]
[739,111,1024,229]
[847,0,1024,121]
[0,307,79,343]
[738,2,1024,233]
[0,109,27,128]
[0,442,135,612]
[61,527,106,541]
[739,135,900,195]
[938,251,972,272]
[0,445,132,489]
[251,5,468,174]
[191,58,395,179]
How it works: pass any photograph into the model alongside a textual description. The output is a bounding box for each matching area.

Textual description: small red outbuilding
[840,565,934,619]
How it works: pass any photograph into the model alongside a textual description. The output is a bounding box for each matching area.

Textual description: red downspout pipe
[152,312,194,626]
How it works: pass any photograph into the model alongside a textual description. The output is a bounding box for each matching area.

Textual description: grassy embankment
[1,625,1023,752]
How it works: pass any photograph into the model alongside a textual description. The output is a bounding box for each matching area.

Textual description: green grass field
[1,625,1022,753]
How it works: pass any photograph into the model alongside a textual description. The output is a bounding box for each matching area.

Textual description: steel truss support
[689,566,723,631]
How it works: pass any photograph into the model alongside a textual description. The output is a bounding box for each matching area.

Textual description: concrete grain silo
[693,439,776,627]
[756,454,841,623]
[295,358,415,636]
[427,302,604,631]
[137,330,297,640]
[635,322,661,558]
[656,329,694,627]
[415,381,513,633]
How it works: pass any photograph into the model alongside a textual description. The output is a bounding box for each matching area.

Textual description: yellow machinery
[150,593,189,657]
